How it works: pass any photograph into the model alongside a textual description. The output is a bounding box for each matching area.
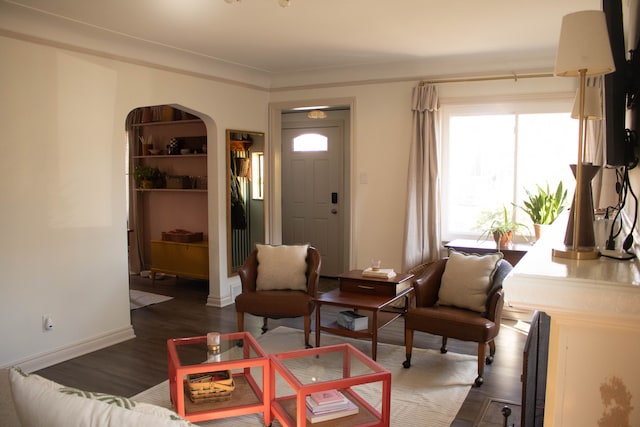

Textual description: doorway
[275,104,352,277]
[126,105,209,284]
[281,123,344,276]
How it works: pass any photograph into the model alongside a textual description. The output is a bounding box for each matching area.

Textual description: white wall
[0,34,269,370]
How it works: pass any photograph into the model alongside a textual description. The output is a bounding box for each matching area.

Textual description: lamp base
[552,246,600,260]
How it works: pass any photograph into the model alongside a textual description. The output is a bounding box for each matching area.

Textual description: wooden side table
[314,270,414,360]
[444,238,532,266]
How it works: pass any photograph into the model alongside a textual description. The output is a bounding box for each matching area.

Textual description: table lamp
[552,10,615,260]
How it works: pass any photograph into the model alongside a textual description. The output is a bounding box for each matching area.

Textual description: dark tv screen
[603,0,638,168]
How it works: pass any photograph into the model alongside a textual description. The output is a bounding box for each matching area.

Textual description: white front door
[281,124,344,277]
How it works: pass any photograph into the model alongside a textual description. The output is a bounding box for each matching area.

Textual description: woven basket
[186,370,235,404]
[162,230,203,243]
[166,176,191,189]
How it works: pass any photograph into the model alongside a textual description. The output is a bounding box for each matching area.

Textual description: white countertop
[503,214,640,322]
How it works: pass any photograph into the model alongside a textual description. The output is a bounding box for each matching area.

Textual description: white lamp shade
[555,10,615,77]
[571,85,603,120]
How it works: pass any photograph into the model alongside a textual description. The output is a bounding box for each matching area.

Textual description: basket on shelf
[166,175,191,189]
[162,229,203,243]
[186,370,235,404]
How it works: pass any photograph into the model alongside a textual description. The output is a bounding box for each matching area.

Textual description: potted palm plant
[515,182,568,241]
[478,206,529,249]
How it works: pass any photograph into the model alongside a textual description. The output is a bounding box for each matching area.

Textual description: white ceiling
[0,0,602,87]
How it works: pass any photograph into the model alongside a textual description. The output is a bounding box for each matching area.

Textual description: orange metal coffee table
[269,343,391,427]
[167,332,271,424]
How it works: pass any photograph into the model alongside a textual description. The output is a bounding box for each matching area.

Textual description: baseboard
[1,326,136,373]
[206,294,234,307]
[206,281,239,308]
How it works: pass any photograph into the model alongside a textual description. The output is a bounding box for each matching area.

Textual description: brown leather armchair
[235,246,321,348]
[402,257,513,386]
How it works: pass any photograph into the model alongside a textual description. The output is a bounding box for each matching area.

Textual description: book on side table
[337,310,368,331]
[306,389,359,423]
[362,268,396,279]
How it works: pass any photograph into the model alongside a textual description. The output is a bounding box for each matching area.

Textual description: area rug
[132,326,477,426]
[129,289,173,310]
[473,397,521,427]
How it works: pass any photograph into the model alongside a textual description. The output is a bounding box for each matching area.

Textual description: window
[441,98,579,241]
[251,152,264,200]
[293,133,328,152]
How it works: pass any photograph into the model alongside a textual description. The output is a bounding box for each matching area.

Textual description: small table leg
[371,310,378,361]
[315,301,322,349]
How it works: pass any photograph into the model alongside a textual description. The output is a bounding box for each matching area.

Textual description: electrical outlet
[43,315,54,331]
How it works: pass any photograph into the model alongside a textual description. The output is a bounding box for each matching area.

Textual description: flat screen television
[603,0,639,168]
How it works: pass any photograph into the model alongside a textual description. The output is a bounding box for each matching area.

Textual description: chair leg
[235,312,245,347]
[261,317,269,334]
[486,339,496,365]
[440,336,448,354]
[402,328,414,368]
[475,342,486,387]
[236,312,244,332]
[303,315,312,348]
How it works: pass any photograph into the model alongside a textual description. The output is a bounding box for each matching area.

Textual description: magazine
[306,396,358,423]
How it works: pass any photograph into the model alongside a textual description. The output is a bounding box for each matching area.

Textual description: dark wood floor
[36,275,527,426]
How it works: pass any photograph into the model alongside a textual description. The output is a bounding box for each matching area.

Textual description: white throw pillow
[437,250,503,313]
[9,368,193,427]
[256,244,309,291]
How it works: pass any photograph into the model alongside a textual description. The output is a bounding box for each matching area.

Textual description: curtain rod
[419,72,554,86]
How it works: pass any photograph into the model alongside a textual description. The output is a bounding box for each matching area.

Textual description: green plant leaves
[477,205,529,242]
[516,182,568,225]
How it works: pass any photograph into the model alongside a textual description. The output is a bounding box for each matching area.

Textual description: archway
[125,104,211,303]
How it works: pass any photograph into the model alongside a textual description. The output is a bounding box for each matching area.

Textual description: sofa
[0,368,193,427]
[1,369,21,427]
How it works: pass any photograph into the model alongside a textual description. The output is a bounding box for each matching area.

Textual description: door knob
[331,209,338,214]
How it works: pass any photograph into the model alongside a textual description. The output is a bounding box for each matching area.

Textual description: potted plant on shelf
[515,182,568,241]
[478,206,530,249]
[133,165,164,189]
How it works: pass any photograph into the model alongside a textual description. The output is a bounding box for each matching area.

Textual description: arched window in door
[293,133,328,152]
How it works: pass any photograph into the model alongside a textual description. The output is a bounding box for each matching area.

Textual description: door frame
[267,97,355,274]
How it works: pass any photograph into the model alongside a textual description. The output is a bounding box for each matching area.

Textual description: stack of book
[337,310,368,331]
[306,389,359,423]
[362,267,396,279]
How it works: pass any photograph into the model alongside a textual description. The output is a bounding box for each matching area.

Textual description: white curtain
[402,84,441,270]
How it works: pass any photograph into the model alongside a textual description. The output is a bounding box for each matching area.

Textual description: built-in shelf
[131,119,202,128]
